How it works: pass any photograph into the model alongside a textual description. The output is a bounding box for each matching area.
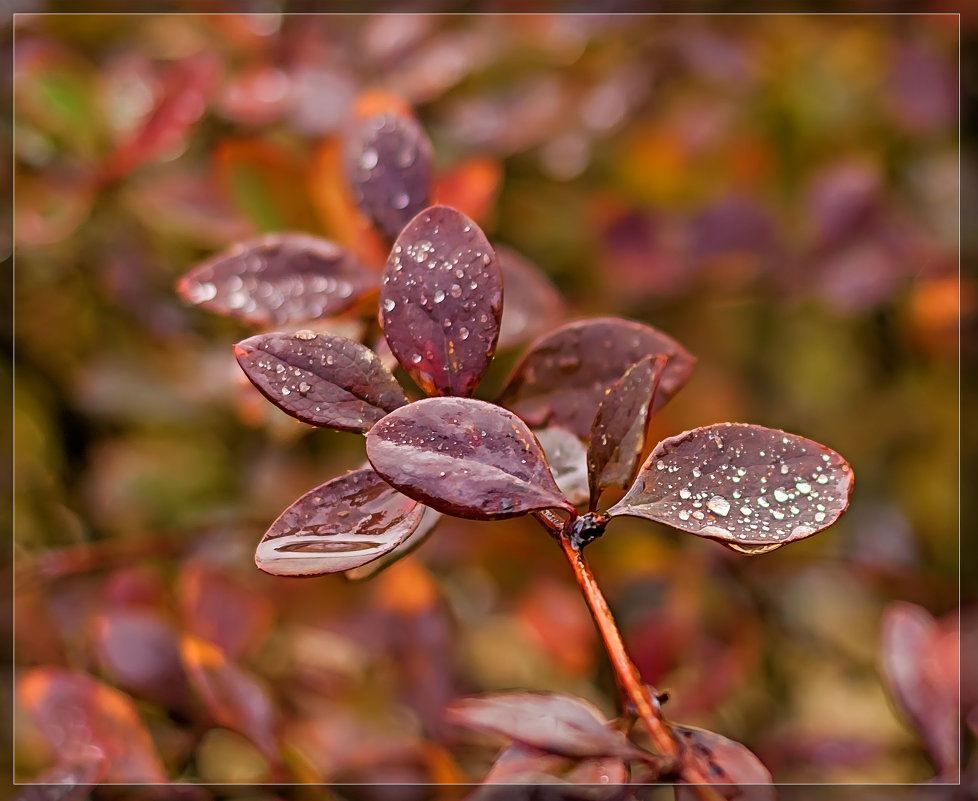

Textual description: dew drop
[392,192,409,209]
[383,298,396,312]
[678,509,690,521]
[656,460,666,470]
[679,488,691,499]
[740,506,752,516]
[773,488,789,503]
[281,387,291,396]
[816,474,829,485]
[298,382,311,394]
[795,481,812,494]
[814,511,826,522]
[411,354,423,364]
[450,283,463,298]
[359,148,378,169]
[707,496,730,516]
[294,329,317,340]
[433,290,446,303]
[458,327,469,340]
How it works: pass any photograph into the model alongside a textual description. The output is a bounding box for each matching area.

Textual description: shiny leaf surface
[235,331,408,432]
[608,423,853,552]
[180,636,279,762]
[380,205,503,397]
[177,233,373,326]
[17,667,167,783]
[345,112,434,240]
[366,397,573,519]
[587,355,667,507]
[255,468,426,577]
[535,426,590,506]
[344,504,442,581]
[673,725,774,800]
[445,692,643,760]
[498,318,695,438]
[496,245,567,350]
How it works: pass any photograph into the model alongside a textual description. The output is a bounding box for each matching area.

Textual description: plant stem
[532,511,716,786]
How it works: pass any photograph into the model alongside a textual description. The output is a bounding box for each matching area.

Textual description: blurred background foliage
[7,10,972,796]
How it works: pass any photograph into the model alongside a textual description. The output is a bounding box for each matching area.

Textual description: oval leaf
[496,245,566,350]
[498,318,695,438]
[445,692,643,760]
[177,233,373,326]
[235,331,408,432]
[345,112,434,241]
[535,426,590,506]
[255,468,426,577]
[608,423,853,552]
[380,205,503,397]
[673,725,774,800]
[180,636,279,762]
[366,397,573,519]
[344,504,442,581]
[17,668,167,783]
[587,354,667,508]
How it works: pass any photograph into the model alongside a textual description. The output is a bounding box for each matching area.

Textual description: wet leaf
[587,355,667,508]
[880,602,959,773]
[608,423,853,552]
[498,318,695,438]
[366,397,573,519]
[177,233,374,327]
[344,504,442,581]
[535,426,590,506]
[673,725,774,800]
[178,562,274,660]
[477,742,627,799]
[496,245,567,350]
[180,636,279,762]
[234,331,407,432]
[345,112,434,241]
[93,608,188,708]
[445,692,642,760]
[17,667,167,783]
[380,206,503,397]
[255,468,427,577]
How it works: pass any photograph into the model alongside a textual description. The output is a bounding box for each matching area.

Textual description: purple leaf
[587,355,666,508]
[343,505,442,581]
[445,692,643,760]
[498,318,695,439]
[673,725,774,800]
[481,742,627,796]
[880,602,959,774]
[345,112,434,240]
[366,397,573,520]
[234,331,407,433]
[177,233,373,327]
[380,205,503,397]
[535,426,590,506]
[255,468,426,577]
[496,245,566,350]
[608,423,853,553]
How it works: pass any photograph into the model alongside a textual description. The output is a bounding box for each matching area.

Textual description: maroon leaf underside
[535,426,590,507]
[445,692,643,760]
[498,317,695,439]
[482,742,627,793]
[380,205,503,398]
[177,233,374,326]
[345,112,434,241]
[235,331,408,432]
[255,468,426,577]
[587,354,667,508]
[495,245,566,350]
[608,423,853,553]
[880,602,960,774]
[365,397,573,520]
[673,725,774,800]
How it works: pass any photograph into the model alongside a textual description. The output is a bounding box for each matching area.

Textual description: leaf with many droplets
[587,355,667,508]
[673,725,774,800]
[17,667,167,783]
[366,397,573,520]
[498,318,695,439]
[345,112,434,241]
[234,331,408,433]
[607,423,853,552]
[344,505,442,581]
[535,426,590,506]
[255,468,427,577]
[177,233,374,327]
[496,245,566,349]
[445,692,644,760]
[380,206,503,397]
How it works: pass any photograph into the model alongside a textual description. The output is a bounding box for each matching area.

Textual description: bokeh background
[8,11,972,795]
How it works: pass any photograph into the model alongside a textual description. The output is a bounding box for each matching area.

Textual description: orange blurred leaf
[432,157,502,226]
